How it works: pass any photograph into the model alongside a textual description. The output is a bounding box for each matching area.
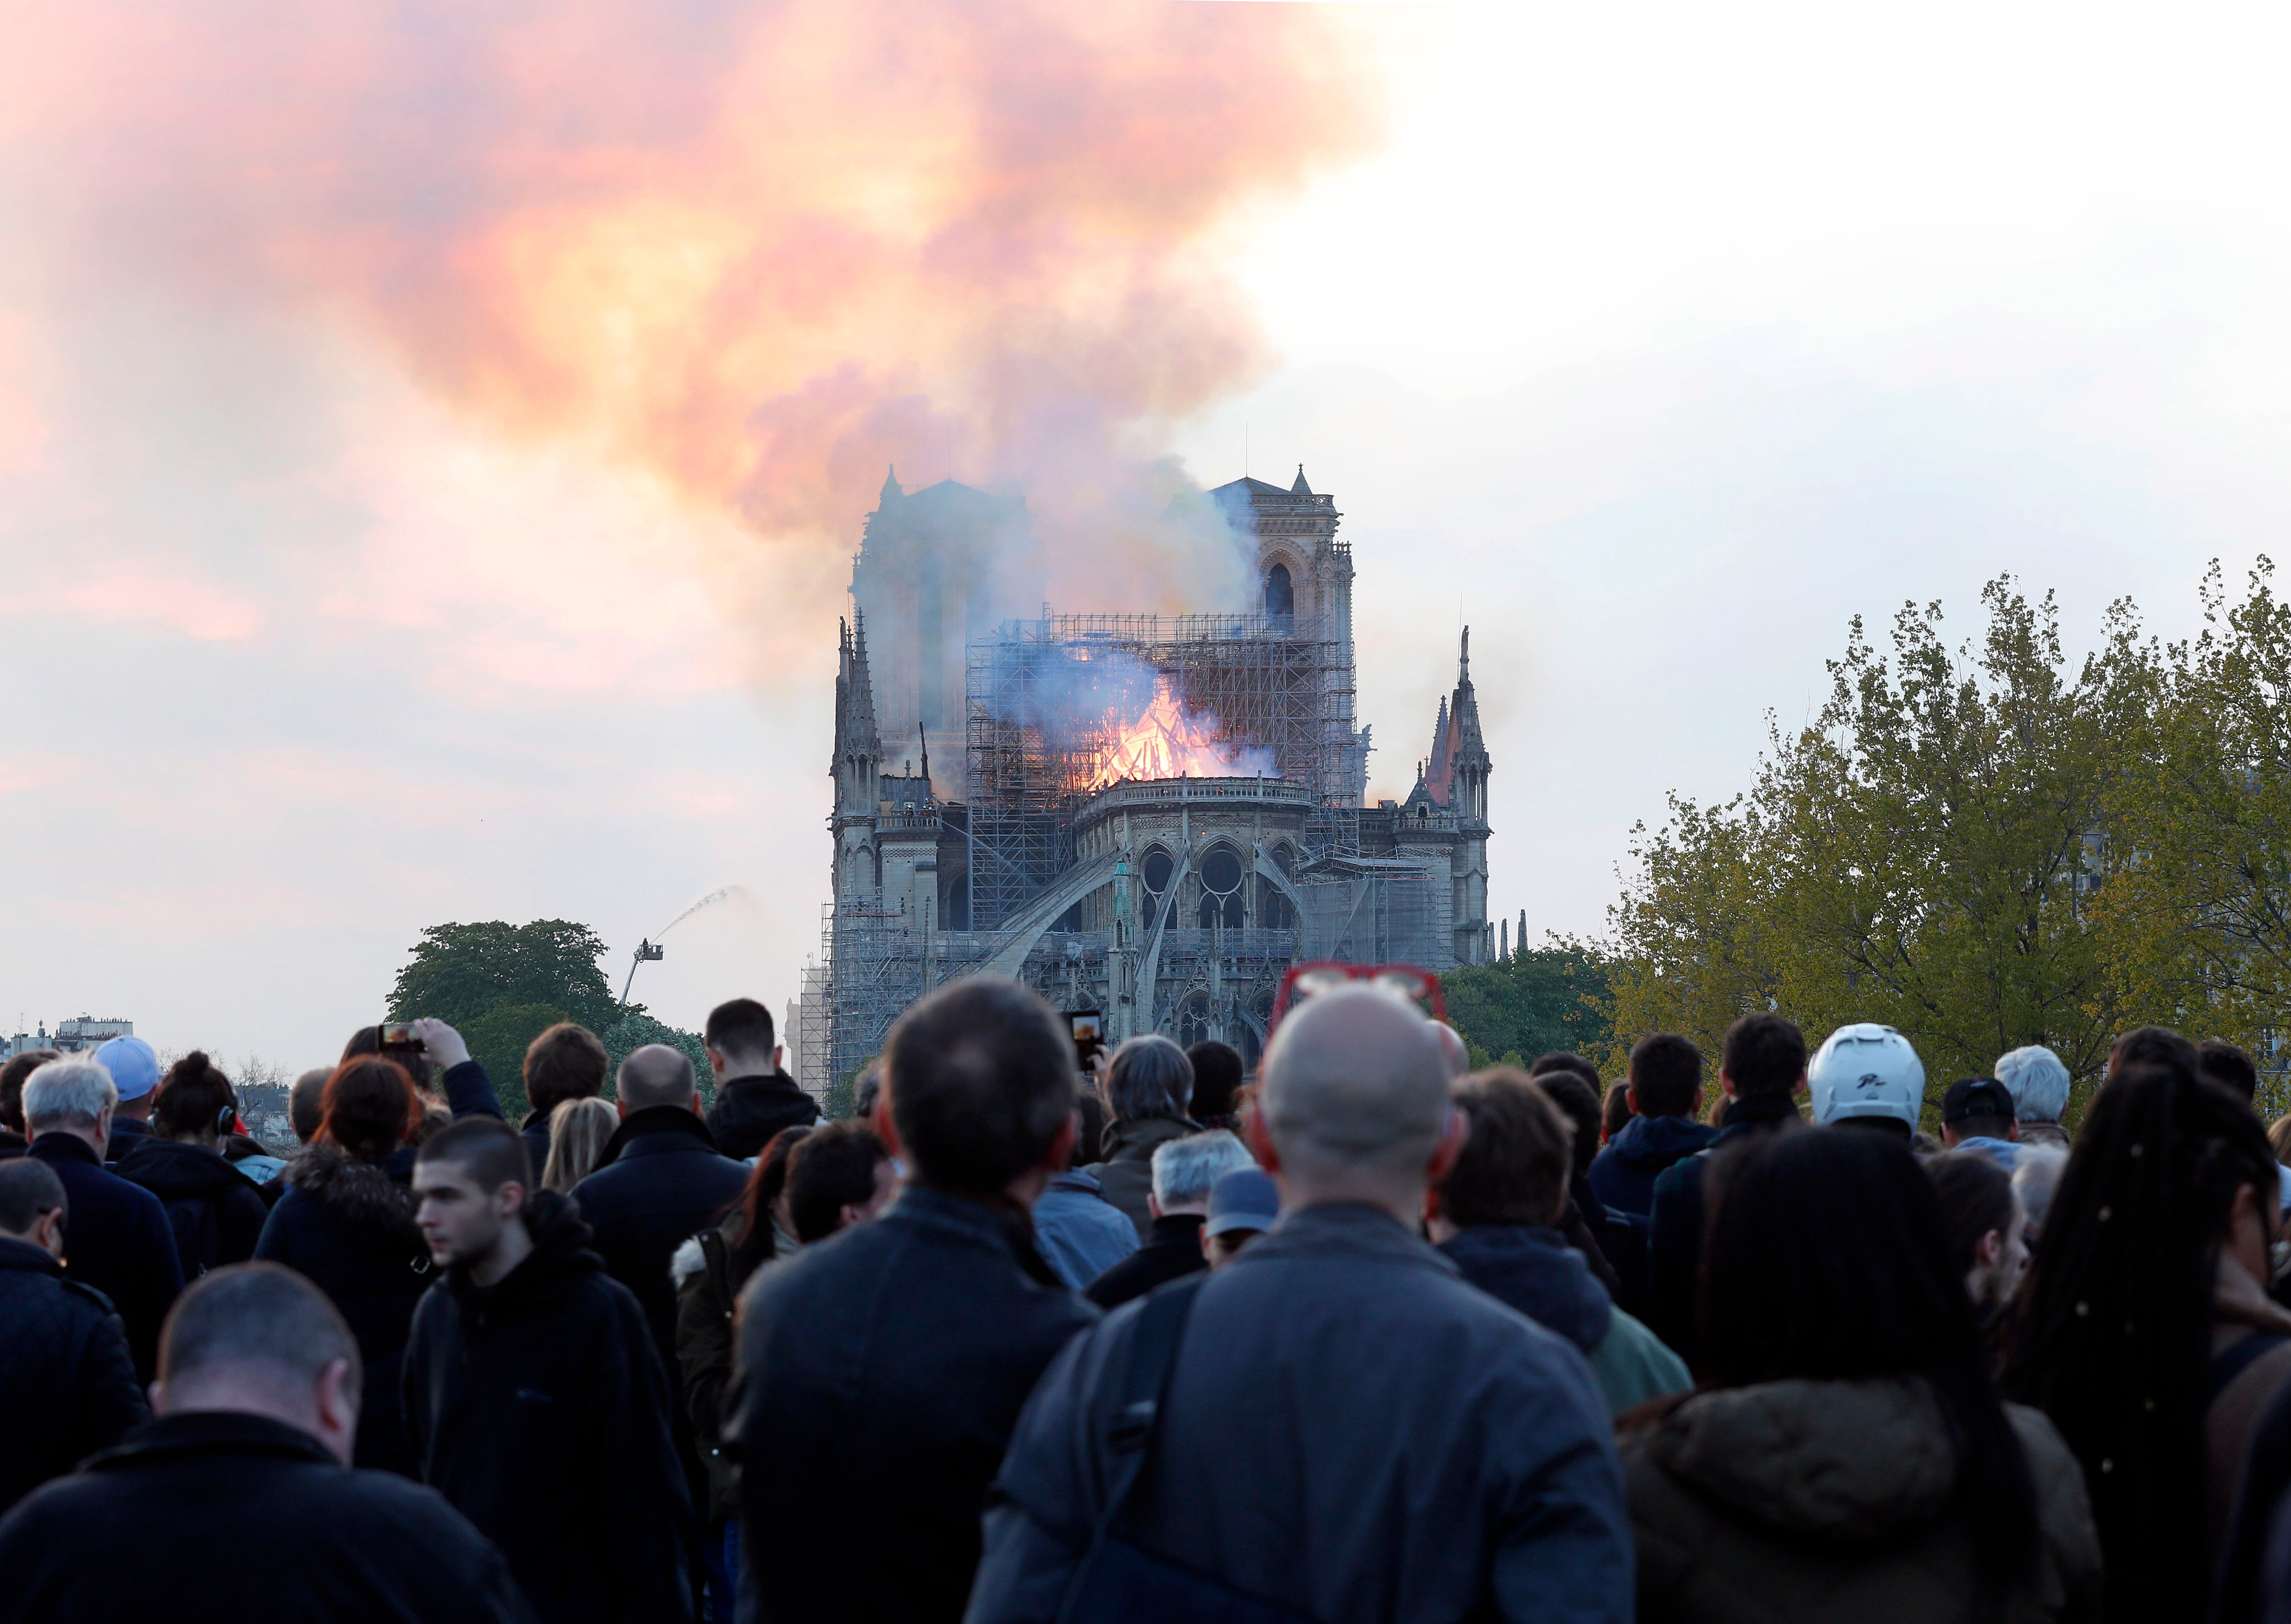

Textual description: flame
[1087,680,1275,791]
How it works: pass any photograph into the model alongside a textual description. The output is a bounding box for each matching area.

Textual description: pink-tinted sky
[0,0,1389,1067]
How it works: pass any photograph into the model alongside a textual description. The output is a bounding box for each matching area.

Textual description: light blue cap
[93,1036,160,1102]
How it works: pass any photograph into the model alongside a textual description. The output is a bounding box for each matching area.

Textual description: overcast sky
[6,0,2289,1070]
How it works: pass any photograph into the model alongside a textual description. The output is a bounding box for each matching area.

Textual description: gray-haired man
[1081,1130,1255,1309]
[969,985,1633,1624]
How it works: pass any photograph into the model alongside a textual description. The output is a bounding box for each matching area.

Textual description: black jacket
[251,1058,500,1475]
[100,1114,154,1167]
[0,1410,535,1623]
[520,1108,556,1179]
[403,1190,692,1624]
[1646,1092,1802,1368]
[25,1134,182,1383]
[0,1236,145,1514]
[1585,1114,1718,1218]
[571,1106,750,1363]
[734,1186,1098,1624]
[704,1071,817,1161]
[1082,1212,1205,1308]
[253,1144,433,1474]
[115,1136,270,1278]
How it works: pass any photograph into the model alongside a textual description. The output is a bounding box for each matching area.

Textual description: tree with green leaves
[1443,945,1614,1071]
[1605,578,2154,1108]
[387,920,624,1031]
[385,919,709,1119]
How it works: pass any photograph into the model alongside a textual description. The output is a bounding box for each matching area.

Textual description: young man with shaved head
[0,1263,531,1621]
[970,985,1633,1624]
[404,1117,691,1624]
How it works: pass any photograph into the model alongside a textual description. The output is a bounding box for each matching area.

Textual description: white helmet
[1809,1024,1926,1129]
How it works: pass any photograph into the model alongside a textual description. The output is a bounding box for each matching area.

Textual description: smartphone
[1069,1010,1104,1072]
[378,1021,422,1054]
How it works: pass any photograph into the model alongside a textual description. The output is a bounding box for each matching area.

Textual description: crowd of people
[5,978,2291,1622]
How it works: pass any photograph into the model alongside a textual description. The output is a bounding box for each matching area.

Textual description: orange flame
[1087,680,1274,792]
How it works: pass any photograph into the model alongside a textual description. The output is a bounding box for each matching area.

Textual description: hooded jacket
[0,1235,145,1514]
[115,1135,270,1278]
[704,1071,817,1162]
[0,1410,536,1624]
[1093,1114,1197,1240]
[24,1134,182,1384]
[1620,1376,2101,1624]
[1440,1224,1690,1417]
[1587,1115,1719,1219]
[253,1144,433,1475]
[402,1190,691,1624]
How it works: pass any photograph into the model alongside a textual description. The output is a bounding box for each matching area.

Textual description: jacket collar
[27,1133,100,1168]
[1715,1092,1802,1140]
[895,1186,1065,1286]
[1048,1167,1104,1195]
[1609,1113,1719,1162]
[1145,1212,1206,1247]
[0,1234,60,1277]
[444,1188,602,1310]
[597,1104,720,1168]
[1241,1202,1458,1276]
[89,1410,339,1474]
[1436,1223,1612,1352]
[721,1070,806,1098]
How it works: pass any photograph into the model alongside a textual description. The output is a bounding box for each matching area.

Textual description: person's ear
[1246,1109,1281,1173]
[689,1092,704,1117]
[1425,1106,1469,1183]
[616,1097,630,1119]
[1148,1191,1163,1220]
[1042,1112,1078,1174]
[33,1206,65,1258]
[1975,1228,2004,1271]
[773,1045,785,1073]
[871,1086,903,1161]
[497,1180,528,1223]
[1625,1086,1640,1115]
[314,1356,359,1465]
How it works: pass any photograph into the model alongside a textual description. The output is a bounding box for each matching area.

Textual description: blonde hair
[542,1097,620,1192]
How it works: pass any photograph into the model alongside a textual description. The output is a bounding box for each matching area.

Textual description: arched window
[1259,878,1293,931]
[1177,993,1214,1049]
[1198,845,1244,929]
[1140,846,1173,924]
[1263,562,1294,620]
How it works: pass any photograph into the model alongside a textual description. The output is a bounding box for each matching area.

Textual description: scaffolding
[964,613,1360,931]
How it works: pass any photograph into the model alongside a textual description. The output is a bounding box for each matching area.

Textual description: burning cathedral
[790,466,1493,1098]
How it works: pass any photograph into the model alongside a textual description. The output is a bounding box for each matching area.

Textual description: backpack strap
[1055,1273,1209,1624]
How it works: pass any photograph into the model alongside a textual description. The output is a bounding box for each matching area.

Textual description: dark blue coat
[0,1236,145,1514]
[1439,1223,1612,1355]
[0,1411,534,1623]
[970,1205,1633,1624]
[1645,1093,1802,1368]
[25,1135,182,1383]
[703,1071,817,1162]
[734,1187,1096,1624]
[1585,1114,1718,1219]
[571,1107,749,1366]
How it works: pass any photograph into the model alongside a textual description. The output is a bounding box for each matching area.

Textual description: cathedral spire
[879,465,904,507]
[918,722,932,797]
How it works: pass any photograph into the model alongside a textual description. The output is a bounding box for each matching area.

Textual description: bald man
[571,1045,750,1367]
[969,987,1633,1624]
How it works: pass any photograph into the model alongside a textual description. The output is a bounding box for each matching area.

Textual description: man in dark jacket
[573,1045,750,1363]
[0,1159,146,1512]
[406,1117,691,1624]
[1083,1129,1253,1308]
[701,998,817,1160]
[518,1022,611,1175]
[969,986,1631,1624]
[1586,1033,1716,1218]
[1645,1013,1806,1368]
[21,1058,183,1382]
[91,1035,161,1167]
[733,978,1098,1624]
[0,1262,533,1623]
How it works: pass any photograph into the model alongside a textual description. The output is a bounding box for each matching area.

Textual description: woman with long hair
[2003,1057,2291,1617]
[113,1051,269,1277]
[252,1057,432,1474]
[1622,1127,2099,1621]
[674,1122,815,1624]
[541,1096,620,1192]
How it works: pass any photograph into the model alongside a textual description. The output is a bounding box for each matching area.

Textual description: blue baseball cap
[93,1036,160,1103]
[1205,1167,1280,1238]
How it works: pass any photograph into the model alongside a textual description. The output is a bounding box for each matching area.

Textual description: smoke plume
[7,0,1387,625]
